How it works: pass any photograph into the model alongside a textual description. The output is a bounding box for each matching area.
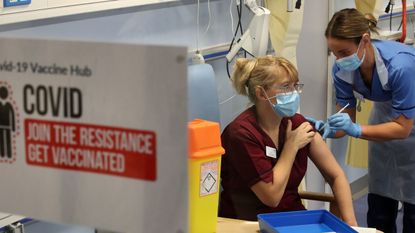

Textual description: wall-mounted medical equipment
[225,0,270,61]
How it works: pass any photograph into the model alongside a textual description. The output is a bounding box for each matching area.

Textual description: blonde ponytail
[232,58,257,96]
[231,56,298,103]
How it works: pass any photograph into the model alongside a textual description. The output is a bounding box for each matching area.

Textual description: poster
[0,37,188,233]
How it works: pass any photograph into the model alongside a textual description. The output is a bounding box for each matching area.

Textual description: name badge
[265,146,277,158]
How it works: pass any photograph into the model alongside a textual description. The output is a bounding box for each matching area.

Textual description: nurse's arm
[308,132,357,226]
[360,114,413,140]
[333,104,413,140]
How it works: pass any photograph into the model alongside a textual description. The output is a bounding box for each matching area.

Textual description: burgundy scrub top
[219,106,311,221]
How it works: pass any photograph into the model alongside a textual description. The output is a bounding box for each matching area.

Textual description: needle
[319,103,350,132]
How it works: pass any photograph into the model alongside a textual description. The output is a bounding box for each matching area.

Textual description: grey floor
[353,194,403,232]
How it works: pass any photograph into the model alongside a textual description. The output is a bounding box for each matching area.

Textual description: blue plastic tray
[258,209,358,233]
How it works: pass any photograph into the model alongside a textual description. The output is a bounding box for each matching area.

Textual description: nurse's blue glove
[305,117,324,131]
[305,117,336,139]
[321,124,337,140]
[328,113,362,138]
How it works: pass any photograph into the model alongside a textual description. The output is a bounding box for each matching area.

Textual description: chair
[299,190,340,218]
[297,178,340,217]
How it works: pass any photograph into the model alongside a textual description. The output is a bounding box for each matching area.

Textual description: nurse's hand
[328,113,361,138]
[305,117,324,131]
[321,124,337,140]
[305,117,336,139]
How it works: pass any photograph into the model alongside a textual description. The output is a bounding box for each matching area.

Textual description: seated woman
[218,56,357,226]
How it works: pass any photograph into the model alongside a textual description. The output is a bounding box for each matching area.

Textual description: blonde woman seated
[219,56,357,226]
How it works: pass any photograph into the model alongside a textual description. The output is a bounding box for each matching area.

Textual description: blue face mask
[335,41,366,72]
[265,91,300,117]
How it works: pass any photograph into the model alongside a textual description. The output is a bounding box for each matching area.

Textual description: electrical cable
[229,0,234,35]
[226,0,244,79]
[196,0,200,53]
[231,3,243,46]
[238,0,244,35]
[228,4,242,52]
[399,0,407,43]
[203,0,212,35]
[240,1,247,58]
[192,0,206,63]
[226,58,231,78]
[390,4,394,31]
[398,20,403,31]
[240,0,247,58]
[385,2,391,13]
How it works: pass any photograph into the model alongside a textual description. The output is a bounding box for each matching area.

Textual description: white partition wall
[0,37,188,233]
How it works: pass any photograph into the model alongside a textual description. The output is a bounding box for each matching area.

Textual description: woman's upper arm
[308,133,343,183]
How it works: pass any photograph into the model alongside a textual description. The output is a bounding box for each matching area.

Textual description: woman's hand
[285,120,315,150]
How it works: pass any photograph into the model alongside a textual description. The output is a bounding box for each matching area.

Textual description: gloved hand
[328,113,361,138]
[305,117,336,139]
[305,117,324,131]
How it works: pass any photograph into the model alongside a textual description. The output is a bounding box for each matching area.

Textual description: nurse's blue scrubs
[333,40,415,233]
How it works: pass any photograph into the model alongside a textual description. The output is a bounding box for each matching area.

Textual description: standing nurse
[322,8,415,233]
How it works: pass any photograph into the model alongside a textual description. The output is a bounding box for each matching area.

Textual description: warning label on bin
[25,118,156,180]
[200,160,218,196]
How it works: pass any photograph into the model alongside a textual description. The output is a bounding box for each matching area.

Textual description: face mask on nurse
[335,38,366,72]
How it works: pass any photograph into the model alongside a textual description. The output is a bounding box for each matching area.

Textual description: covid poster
[0,38,188,233]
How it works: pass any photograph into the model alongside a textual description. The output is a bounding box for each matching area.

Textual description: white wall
[295,0,328,207]
[0,1,233,47]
